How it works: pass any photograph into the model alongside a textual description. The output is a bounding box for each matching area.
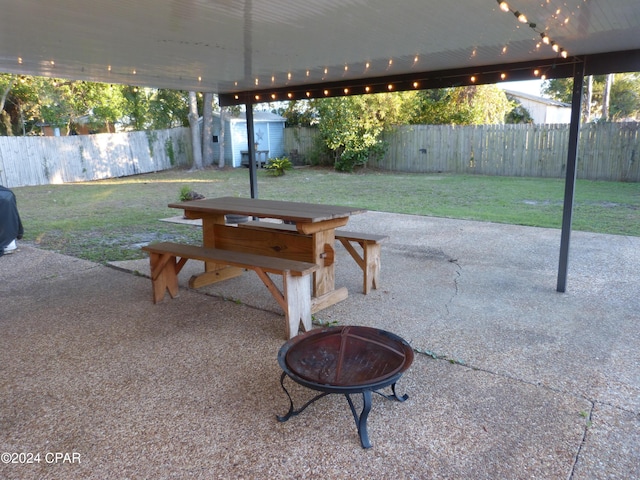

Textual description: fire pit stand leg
[277,373,411,449]
[376,382,409,403]
[276,372,331,422]
[345,391,373,448]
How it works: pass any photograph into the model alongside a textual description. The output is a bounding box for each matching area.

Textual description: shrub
[265,156,293,176]
[178,185,204,201]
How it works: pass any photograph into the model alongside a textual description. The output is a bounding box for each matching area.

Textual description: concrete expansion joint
[568,400,596,480]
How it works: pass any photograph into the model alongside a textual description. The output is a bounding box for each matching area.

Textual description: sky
[498,79,546,97]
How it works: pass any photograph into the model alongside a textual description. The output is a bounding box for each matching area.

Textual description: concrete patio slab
[1,212,638,479]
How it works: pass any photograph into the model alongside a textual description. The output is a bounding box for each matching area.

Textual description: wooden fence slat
[0,128,191,188]
[283,123,640,182]
[2,123,639,187]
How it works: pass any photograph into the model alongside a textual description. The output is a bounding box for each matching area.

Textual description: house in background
[37,115,113,136]
[211,111,286,167]
[503,90,572,124]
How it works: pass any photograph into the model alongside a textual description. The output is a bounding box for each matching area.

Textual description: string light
[514,11,527,23]
[496,1,568,58]
[225,60,562,105]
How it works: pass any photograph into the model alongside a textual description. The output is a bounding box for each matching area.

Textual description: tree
[0,75,17,135]
[36,80,124,134]
[121,86,150,131]
[147,89,189,129]
[277,100,317,127]
[602,74,614,120]
[543,73,640,121]
[609,74,640,120]
[201,92,215,166]
[315,93,411,172]
[0,74,204,136]
[1,75,55,135]
[409,85,512,125]
[218,106,228,168]
[188,91,203,170]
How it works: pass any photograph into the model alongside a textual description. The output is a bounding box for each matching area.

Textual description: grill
[276,326,413,448]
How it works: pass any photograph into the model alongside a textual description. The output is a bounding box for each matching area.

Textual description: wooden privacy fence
[0,128,191,188]
[283,123,640,182]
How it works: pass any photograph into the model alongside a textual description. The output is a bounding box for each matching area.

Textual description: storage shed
[211,111,286,167]
[503,90,572,124]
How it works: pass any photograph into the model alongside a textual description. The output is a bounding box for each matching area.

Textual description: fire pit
[276,325,413,448]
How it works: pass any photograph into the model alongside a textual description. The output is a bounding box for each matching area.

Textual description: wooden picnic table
[168,196,366,312]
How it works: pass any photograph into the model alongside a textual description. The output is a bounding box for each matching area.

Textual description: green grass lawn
[12,166,640,263]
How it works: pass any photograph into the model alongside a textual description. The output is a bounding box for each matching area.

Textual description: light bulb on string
[514,11,527,23]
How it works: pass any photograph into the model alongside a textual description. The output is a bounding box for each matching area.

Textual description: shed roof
[503,89,571,107]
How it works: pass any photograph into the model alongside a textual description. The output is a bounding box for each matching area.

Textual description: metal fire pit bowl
[276,325,413,448]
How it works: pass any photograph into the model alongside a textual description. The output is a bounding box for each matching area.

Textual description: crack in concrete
[445,256,461,315]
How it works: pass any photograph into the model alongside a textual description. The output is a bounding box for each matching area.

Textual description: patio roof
[1,0,639,103]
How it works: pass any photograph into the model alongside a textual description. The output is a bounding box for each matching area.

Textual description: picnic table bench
[141,241,318,339]
[238,220,388,294]
[168,197,367,313]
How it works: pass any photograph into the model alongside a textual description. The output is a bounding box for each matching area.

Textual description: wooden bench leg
[364,243,381,295]
[148,252,180,303]
[283,274,313,339]
[339,239,382,294]
[255,269,312,339]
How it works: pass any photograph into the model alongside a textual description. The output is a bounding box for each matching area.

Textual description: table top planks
[168,196,366,223]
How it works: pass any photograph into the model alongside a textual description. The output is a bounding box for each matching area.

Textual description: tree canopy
[542,73,640,121]
[0,74,196,136]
